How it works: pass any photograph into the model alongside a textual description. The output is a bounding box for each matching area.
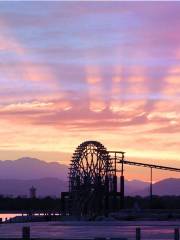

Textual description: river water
[0,221,179,239]
[0,213,23,222]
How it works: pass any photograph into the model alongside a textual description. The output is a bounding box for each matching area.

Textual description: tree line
[0,195,180,211]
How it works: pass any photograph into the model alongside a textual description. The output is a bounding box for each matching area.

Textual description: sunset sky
[0,2,180,181]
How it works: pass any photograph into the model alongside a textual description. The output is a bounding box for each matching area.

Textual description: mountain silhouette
[0,158,179,197]
[0,157,68,181]
[0,178,67,197]
[137,178,180,196]
[125,179,149,195]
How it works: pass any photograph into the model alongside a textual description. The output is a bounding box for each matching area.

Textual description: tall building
[29,186,37,199]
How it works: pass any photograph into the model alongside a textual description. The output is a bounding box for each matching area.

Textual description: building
[29,186,37,199]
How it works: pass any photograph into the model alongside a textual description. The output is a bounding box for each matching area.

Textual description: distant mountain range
[0,157,68,181]
[0,178,67,197]
[0,157,179,197]
[125,179,149,195]
[137,178,180,196]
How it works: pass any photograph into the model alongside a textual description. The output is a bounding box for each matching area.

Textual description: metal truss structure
[69,140,113,193]
[119,160,180,172]
[61,140,180,217]
[67,141,121,216]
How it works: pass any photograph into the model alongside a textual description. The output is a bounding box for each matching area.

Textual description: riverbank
[3,209,180,223]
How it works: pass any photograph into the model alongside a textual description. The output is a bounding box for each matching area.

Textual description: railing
[0,226,179,240]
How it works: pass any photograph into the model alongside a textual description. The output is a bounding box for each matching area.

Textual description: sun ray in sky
[0,2,180,180]
[109,66,122,113]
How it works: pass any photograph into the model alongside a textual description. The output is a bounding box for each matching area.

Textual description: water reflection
[0,213,22,222]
